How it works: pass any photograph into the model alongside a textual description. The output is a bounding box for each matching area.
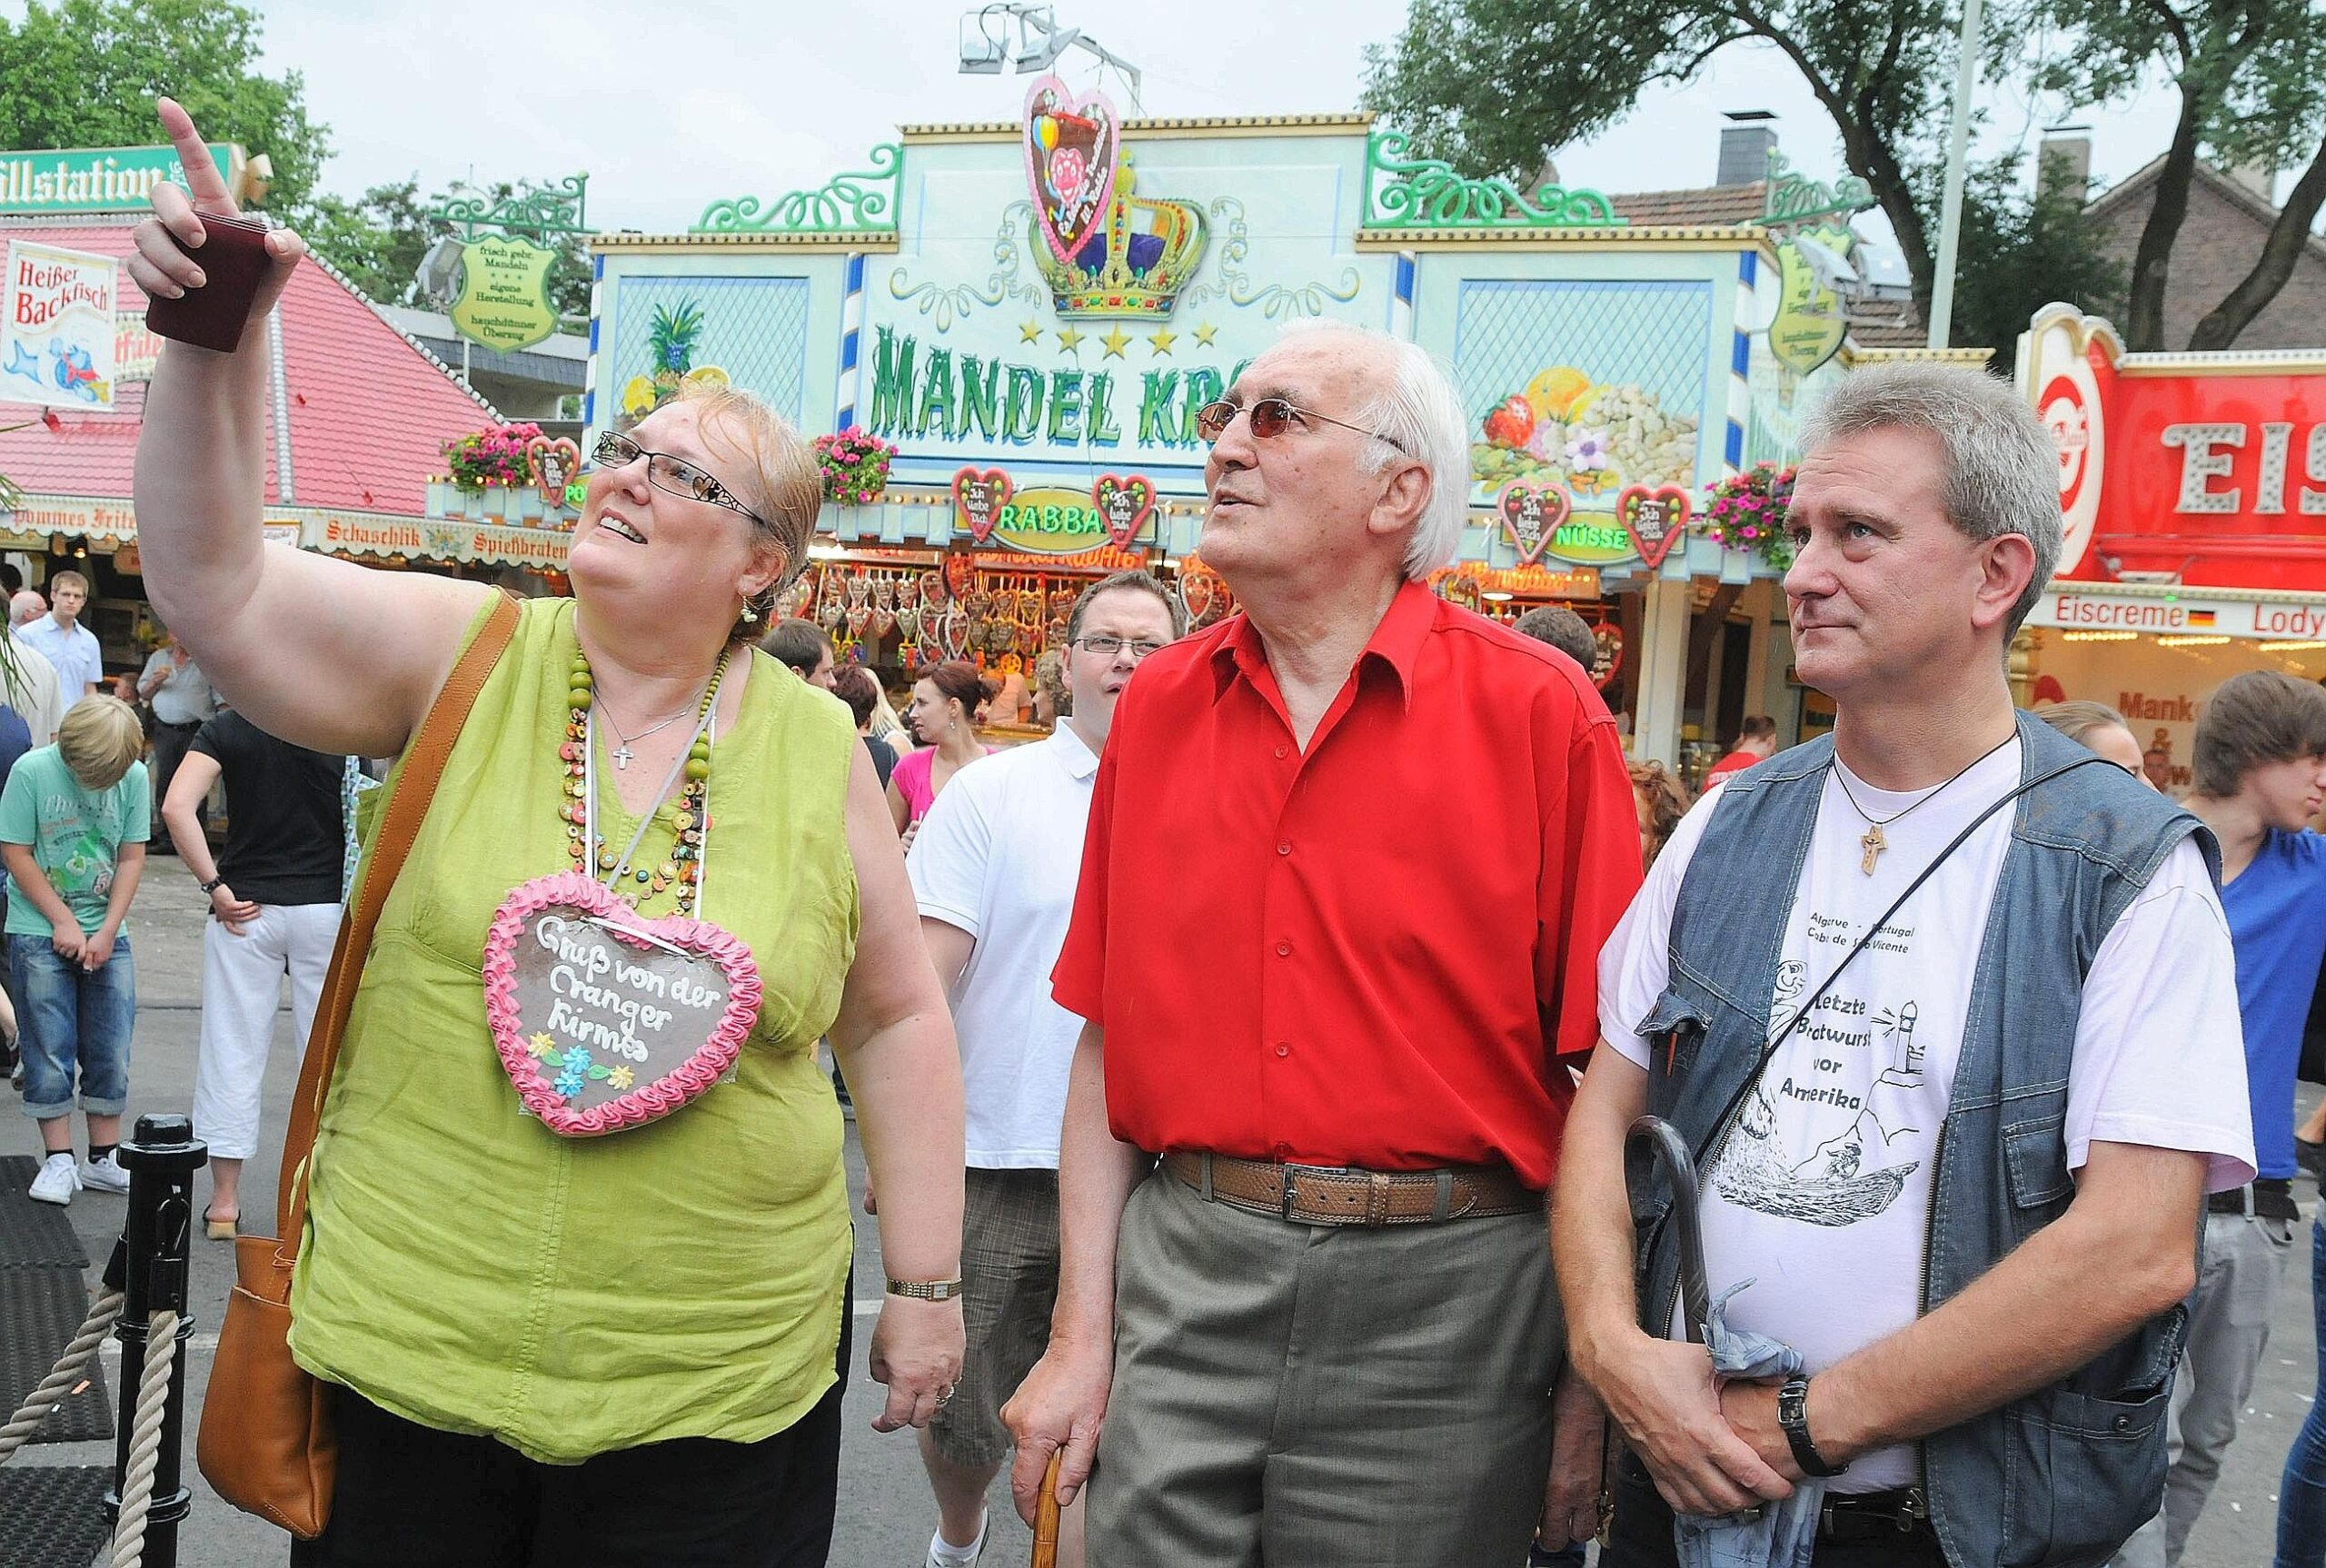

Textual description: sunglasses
[1194,397,1408,454]
[590,432,765,528]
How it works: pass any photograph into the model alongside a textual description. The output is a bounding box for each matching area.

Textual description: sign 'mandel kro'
[0,144,244,215]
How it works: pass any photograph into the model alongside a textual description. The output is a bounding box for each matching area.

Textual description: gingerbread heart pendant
[952,469,1012,544]
[483,873,762,1137]
[1090,473,1157,549]
[1617,484,1691,571]
[1496,481,1571,567]
[1023,75,1119,268]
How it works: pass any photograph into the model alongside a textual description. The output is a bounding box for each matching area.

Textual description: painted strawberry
[1483,395,1535,450]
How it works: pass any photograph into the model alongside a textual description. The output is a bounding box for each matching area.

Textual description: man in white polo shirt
[903,569,1182,1568]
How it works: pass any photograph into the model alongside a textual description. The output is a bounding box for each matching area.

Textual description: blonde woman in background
[2037,700,2151,783]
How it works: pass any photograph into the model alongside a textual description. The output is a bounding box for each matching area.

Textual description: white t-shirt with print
[1599,739,2254,1493]
[907,724,1098,1168]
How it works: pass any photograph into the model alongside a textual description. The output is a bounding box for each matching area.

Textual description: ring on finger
[935,1385,955,1406]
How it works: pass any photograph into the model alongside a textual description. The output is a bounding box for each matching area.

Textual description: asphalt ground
[2,855,2315,1566]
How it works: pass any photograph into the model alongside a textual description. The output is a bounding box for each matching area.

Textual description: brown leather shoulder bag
[196,591,520,1537]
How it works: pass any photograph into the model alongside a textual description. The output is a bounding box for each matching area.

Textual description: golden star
[1019,320,1043,343]
[1099,326,1132,359]
[1056,326,1084,352]
[528,1032,557,1058]
[1192,323,1218,347]
[1148,327,1178,356]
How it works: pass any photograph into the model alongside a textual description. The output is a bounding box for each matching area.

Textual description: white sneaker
[27,1151,79,1205]
[924,1512,989,1568]
[78,1151,130,1194]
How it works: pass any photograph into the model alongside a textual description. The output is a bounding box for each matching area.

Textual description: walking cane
[1030,1450,1063,1568]
[1625,1115,1710,1345]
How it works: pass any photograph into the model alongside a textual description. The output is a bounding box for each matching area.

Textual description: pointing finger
[154,95,234,213]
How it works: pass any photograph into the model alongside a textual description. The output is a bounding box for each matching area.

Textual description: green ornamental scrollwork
[695,144,904,235]
[432,174,591,240]
[1363,131,1626,230]
[1762,149,1876,232]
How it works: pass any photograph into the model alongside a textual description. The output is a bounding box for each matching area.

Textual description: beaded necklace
[559,642,730,917]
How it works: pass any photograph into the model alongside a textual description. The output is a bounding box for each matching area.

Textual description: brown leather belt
[1162,1151,1540,1226]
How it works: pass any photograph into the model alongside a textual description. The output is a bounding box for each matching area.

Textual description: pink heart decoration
[1618,483,1692,571]
[483,872,762,1138]
[1496,481,1572,566]
[1022,75,1119,268]
[1090,473,1157,549]
[952,467,1013,545]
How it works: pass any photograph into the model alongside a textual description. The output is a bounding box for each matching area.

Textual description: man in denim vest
[1556,362,2255,1566]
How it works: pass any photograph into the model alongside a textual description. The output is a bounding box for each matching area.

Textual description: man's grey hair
[1799,362,2062,636]
[1278,321,1470,580]
[8,590,44,628]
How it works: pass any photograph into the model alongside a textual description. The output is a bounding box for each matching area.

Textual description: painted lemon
[620,374,659,418]
[683,365,731,388]
[1524,366,1592,422]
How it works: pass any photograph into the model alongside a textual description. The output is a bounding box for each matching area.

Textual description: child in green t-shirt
[0,696,149,1205]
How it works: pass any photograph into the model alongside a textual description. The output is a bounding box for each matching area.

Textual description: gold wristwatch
[885,1276,966,1301]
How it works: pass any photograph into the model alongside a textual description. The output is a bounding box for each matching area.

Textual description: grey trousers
[1088,1167,1562,1568]
[2112,1209,2298,1568]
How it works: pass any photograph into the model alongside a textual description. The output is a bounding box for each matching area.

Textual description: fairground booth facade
[583,83,1954,774]
[2019,303,2326,791]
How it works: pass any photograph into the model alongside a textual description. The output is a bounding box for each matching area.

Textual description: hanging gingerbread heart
[952,468,1013,545]
[1090,474,1157,549]
[1591,622,1625,689]
[1617,484,1692,571]
[482,874,762,1138]
[1495,481,1571,567]
[1179,562,1218,627]
[1022,75,1120,269]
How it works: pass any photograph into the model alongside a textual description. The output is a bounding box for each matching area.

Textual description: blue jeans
[9,930,134,1122]
[2277,1220,2326,1566]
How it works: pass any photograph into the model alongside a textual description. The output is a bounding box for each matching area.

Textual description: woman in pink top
[888,660,997,837]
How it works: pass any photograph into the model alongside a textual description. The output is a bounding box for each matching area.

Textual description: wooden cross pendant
[611,743,633,771]
[1859,823,1887,875]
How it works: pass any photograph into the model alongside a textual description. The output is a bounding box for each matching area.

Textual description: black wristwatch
[199,876,225,896]
[1777,1374,1847,1477]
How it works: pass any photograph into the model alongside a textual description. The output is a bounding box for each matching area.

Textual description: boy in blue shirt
[0,695,148,1205]
[2122,670,2326,1568]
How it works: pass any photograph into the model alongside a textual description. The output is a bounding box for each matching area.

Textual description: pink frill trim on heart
[482,870,764,1138]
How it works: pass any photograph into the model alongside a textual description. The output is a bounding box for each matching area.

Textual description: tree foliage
[0,0,327,215]
[1365,0,2325,352]
[1936,150,2126,372]
[2026,0,2326,351]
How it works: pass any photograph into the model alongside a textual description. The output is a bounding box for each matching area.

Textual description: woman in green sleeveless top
[128,99,966,1567]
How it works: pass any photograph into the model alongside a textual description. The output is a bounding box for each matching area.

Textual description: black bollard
[106,1112,206,1568]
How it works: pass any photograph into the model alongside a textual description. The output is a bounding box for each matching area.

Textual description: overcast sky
[13,1,2218,237]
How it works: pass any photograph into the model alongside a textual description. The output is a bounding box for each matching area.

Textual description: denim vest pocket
[2003,1114,2073,1233]
[1998,1384,2171,1566]
[1637,990,1711,1085]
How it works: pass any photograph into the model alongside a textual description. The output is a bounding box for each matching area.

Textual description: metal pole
[107,1113,206,1568]
[1925,0,1986,350]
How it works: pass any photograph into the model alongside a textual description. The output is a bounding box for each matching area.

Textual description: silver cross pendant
[611,744,633,770]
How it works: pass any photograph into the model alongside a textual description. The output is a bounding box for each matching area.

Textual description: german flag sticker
[2186,610,2217,628]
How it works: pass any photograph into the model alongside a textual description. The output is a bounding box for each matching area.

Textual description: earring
[740,604,760,624]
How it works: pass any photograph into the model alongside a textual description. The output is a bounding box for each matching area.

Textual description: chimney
[2037,124,2091,207]
[1717,111,1777,189]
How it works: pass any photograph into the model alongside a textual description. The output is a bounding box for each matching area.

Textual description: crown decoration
[1023,75,1208,320]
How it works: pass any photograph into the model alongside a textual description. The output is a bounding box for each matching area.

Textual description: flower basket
[444,422,544,492]
[814,427,895,506]
[1697,461,1795,571]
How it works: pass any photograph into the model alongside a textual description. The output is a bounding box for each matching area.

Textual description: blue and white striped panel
[584,253,604,431]
[837,253,867,432]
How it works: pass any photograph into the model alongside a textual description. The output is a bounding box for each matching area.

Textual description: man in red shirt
[1703,714,1778,785]
[1001,323,1642,1564]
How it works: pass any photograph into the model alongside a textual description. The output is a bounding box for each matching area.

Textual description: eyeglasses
[1193,397,1408,454]
[1072,636,1168,661]
[590,432,765,527]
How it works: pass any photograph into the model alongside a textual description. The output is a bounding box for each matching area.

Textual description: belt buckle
[1278,1161,1350,1222]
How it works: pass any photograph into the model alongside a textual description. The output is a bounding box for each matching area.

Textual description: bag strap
[270,591,522,1255]
[1688,751,2110,1169]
